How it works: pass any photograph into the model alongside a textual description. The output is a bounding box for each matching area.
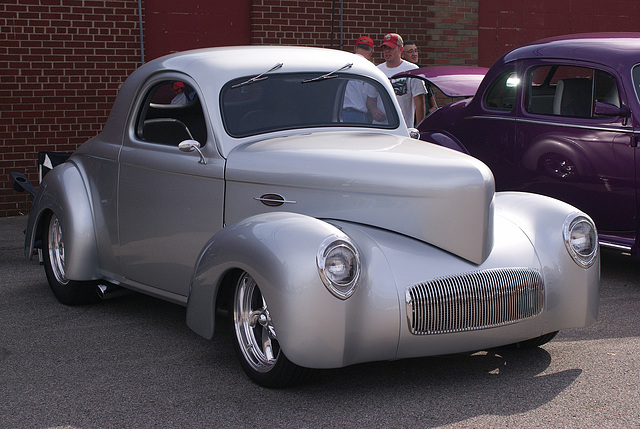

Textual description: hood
[224,132,495,265]
[393,66,489,98]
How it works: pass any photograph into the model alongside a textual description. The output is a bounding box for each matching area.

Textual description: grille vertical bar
[405,268,544,335]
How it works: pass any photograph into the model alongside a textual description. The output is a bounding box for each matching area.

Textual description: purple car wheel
[541,154,577,179]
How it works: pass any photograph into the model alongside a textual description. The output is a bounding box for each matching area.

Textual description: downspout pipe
[137,0,145,64]
[339,0,343,51]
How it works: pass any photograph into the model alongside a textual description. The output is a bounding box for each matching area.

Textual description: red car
[402,33,640,256]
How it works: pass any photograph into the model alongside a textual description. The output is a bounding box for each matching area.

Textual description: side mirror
[178,140,207,165]
[408,128,421,139]
[594,101,630,118]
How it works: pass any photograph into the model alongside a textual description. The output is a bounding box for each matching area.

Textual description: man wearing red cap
[354,36,374,61]
[377,33,426,128]
[342,36,386,123]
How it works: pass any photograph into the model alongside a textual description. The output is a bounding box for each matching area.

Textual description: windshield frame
[220,72,400,138]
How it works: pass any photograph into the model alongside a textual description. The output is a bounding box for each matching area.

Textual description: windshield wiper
[302,63,353,84]
[232,62,283,88]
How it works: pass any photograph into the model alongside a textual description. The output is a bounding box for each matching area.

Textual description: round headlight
[563,215,598,268]
[317,238,360,300]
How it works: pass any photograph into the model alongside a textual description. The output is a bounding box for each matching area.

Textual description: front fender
[186,212,400,368]
[420,130,469,154]
[494,191,600,329]
[186,212,346,337]
[25,161,100,281]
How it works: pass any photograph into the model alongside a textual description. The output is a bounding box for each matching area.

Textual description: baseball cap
[381,33,403,49]
[355,36,374,49]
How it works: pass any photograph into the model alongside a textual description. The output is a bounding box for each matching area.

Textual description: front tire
[508,331,559,349]
[42,212,100,305]
[231,272,310,388]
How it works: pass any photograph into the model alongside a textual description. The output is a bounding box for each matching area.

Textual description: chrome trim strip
[253,195,297,205]
[599,241,632,251]
[465,115,635,134]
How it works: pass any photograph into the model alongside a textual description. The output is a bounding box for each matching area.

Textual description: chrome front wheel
[231,272,310,387]
[233,272,280,372]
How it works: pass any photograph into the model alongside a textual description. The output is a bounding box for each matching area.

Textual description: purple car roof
[394,33,640,99]
[503,32,640,66]
[393,66,489,98]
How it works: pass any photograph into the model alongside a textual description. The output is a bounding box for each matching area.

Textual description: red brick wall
[478,1,640,67]
[1,0,142,217]
[10,1,631,218]
[145,0,250,60]
[251,0,478,67]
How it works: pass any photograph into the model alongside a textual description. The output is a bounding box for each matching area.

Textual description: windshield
[633,65,640,106]
[221,73,400,138]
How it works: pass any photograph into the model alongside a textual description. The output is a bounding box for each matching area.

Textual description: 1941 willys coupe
[402,33,640,257]
[24,46,599,387]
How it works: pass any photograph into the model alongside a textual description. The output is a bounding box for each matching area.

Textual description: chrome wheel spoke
[234,273,280,373]
[48,214,69,285]
[262,325,276,361]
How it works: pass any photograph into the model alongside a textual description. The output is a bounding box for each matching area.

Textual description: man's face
[382,44,403,63]
[403,44,419,64]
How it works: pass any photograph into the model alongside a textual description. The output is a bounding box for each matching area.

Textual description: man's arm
[427,94,437,112]
[414,94,426,125]
[366,96,386,122]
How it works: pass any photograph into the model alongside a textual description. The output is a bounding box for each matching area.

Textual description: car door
[117,76,225,300]
[465,66,519,188]
[516,62,636,236]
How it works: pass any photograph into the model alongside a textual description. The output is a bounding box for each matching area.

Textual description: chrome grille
[406,268,543,335]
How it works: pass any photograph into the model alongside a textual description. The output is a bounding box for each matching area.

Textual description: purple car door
[515,62,636,238]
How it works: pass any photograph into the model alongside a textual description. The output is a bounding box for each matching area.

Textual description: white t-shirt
[377,60,426,127]
[343,80,370,113]
[343,53,379,114]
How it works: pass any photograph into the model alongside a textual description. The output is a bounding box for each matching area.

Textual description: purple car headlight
[563,214,598,268]
[317,237,361,300]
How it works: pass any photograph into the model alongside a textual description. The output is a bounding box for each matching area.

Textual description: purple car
[400,33,640,256]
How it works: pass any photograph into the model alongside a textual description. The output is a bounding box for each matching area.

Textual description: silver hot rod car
[22,46,599,387]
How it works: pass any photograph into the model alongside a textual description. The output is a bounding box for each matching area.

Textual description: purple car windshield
[220,73,400,138]
[394,66,489,98]
[633,65,640,106]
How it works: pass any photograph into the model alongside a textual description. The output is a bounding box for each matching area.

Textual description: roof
[136,45,387,86]
[502,33,640,67]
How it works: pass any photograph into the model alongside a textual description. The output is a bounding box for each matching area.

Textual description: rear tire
[42,212,100,305]
[541,154,577,179]
[231,272,311,388]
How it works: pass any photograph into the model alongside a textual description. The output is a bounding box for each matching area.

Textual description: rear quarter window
[483,69,517,111]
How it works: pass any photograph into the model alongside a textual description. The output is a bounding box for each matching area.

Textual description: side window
[593,70,620,109]
[484,69,518,111]
[526,65,619,118]
[526,65,557,115]
[135,80,207,146]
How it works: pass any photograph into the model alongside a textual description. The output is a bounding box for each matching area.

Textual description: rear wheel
[231,272,310,388]
[541,154,577,179]
[42,212,100,305]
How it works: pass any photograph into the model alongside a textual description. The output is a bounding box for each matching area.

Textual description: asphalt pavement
[1,215,639,428]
